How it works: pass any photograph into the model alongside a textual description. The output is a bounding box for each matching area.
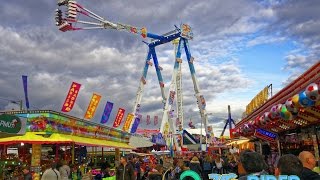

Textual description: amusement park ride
[220,105,236,137]
[55,0,210,151]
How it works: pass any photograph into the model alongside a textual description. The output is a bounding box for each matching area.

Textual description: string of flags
[22,79,161,133]
[59,81,162,132]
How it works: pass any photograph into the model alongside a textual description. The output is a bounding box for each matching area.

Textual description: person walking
[214,155,224,174]
[202,155,213,180]
[59,160,71,180]
[41,162,61,180]
[189,156,202,178]
[116,156,135,180]
[22,166,32,180]
[299,151,320,180]
[134,157,141,180]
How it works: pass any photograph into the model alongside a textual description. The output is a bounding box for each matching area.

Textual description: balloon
[263,112,273,124]
[285,98,298,112]
[259,115,267,126]
[270,104,282,119]
[305,83,319,101]
[299,91,315,107]
[280,104,293,120]
[292,94,301,108]
[254,116,261,126]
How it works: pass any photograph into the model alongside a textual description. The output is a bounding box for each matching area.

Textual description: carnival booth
[233,62,320,172]
[0,110,133,180]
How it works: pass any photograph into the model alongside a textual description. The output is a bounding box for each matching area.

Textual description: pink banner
[113,108,125,128]
[61,82,81,112]
[154,115,158,125]
[146,115,151,125]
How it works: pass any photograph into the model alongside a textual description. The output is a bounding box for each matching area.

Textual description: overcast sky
[0,0,319,137]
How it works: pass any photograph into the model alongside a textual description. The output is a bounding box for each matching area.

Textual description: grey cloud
[268,0,320,82]
[2,0,319,133]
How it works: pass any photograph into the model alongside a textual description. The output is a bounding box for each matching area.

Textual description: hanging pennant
[154,115,158,125]
[146,115,151,125]
[113,108,125,128]
[84,93,101,120]
[22,75,30,109]
[61,82,81,112]
[100,101,114,124]
[130,117,141,133]
[122,113,134,132]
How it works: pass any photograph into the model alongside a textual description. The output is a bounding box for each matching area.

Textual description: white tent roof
[129,136,153,148]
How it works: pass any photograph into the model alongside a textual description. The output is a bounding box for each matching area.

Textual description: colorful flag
[22,75,30,109]
[154,115,158,125]
[130,117,141,133]
[100,101,113,124]
[113,108,125,128]
[122,113,134,132]
[146,115,151,125]
[84,93,101,119]
[61,82,81,112]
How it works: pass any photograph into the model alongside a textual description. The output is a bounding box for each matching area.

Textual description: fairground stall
[0,110,132,180]
[233,61,320,174]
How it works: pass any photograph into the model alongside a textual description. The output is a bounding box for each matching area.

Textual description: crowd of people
[112,150,320,180]
[7,149,320,180]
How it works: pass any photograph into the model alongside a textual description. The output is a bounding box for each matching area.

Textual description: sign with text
[122,113,134,132]
[254,128,277,142]
[61,82,81,112]
[113,108,125,128]
[246,86,269,115]
[0,114,25,134]
[84,93,101,119]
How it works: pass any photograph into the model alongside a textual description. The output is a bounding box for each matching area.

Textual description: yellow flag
[84,93,101,120]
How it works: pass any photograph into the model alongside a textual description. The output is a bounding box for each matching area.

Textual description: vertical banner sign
[113,108,125,128]
[100,101,114,124]
[154,115,158,125]
[130,117,141,133]
[84,93,101,119]
[122,113,134,132]
[146,115,151,125]
[61,82,81,112]
[22,75,30,109]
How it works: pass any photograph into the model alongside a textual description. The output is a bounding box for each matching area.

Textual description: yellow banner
[122,113,134,132]
[246,86,269,116]
[84,93,101,119]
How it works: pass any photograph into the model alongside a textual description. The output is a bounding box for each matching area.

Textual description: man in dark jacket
[238,150,268,180]
[276,154,303,179]
[299,151,320,180]
[189,156,202,178]
[116,156,135,180]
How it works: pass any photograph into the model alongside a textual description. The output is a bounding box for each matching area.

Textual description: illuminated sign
[248,175,300,180]
[246,86,269,115]
[254,128,277,142]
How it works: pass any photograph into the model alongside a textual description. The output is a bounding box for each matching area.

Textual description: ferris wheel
[55,0,210,151]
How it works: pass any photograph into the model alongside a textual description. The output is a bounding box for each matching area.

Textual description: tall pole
[20,100,23,110]
[200,119,202,151]
[72,143,75,164]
